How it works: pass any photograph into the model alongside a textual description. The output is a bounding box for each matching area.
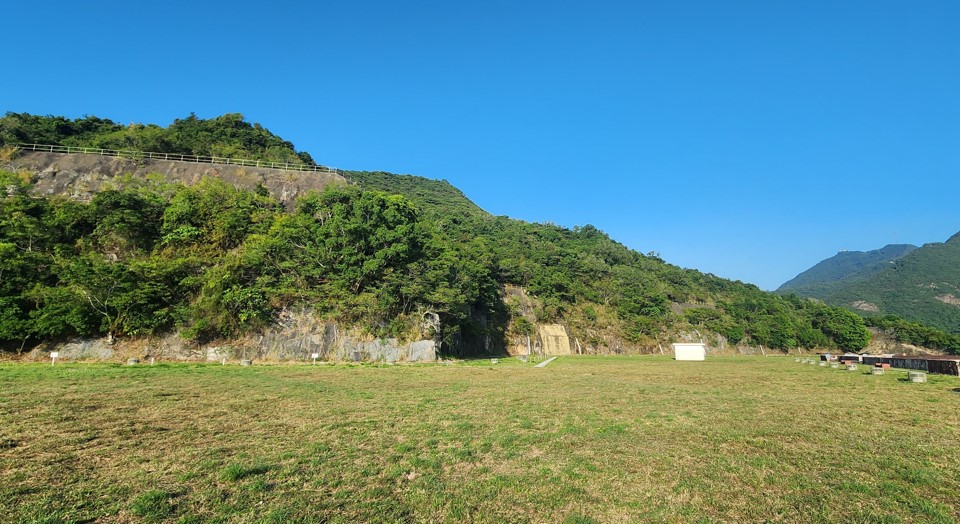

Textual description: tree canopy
[0,112,316,165]
[0,166,885,355]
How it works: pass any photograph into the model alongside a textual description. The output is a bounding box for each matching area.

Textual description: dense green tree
[813,306,871,350]
[161,178,278,251]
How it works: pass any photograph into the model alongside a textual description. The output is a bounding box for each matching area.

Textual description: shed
[673,343,706,361]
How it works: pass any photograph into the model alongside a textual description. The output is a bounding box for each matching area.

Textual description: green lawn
[2,356,959,523]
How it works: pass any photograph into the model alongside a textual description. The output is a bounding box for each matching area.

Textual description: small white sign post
[311,352,320,365]
[50,351,59,366]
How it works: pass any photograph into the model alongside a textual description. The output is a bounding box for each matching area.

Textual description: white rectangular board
[672,343,706,361]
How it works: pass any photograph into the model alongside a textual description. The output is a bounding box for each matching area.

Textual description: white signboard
[672,343,706,361]
[50,352,60,359]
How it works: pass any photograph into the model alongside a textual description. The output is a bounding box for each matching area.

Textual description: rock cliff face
[6,152,441,363]
[863,329,934,356]
[537,324,572,355]
[4,151,347,207]
[30,309,437,363]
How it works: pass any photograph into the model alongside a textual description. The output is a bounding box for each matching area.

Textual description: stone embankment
[29,309,437,363]
[4,151,347,206]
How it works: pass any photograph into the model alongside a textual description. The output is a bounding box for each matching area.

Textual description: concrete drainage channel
[535,357,558,368]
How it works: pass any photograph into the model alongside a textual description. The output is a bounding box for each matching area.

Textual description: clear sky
[4,1,958,290]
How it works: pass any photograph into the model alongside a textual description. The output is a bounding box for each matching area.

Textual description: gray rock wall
[5,151,347,208]
[30,309,436,363]
[48,339,115,360]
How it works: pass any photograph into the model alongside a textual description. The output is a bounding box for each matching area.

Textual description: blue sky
[4,1,958,290]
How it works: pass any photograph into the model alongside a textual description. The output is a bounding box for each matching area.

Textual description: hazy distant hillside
[778,244,917,296]
[824,235,960,334]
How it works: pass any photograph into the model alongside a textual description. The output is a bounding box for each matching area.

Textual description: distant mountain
[778,244,918,296]
[781,234,960,334]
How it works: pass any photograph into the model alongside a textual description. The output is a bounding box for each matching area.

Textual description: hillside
[335,170,881,354]
[777,244,917,296]
[781,234,960,335]
[824,235,960,334]
[0,112,914,357]
[342,170,488,221]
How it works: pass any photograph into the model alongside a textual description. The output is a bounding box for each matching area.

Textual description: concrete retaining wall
[30,309,436,363]
[5,151,346,208]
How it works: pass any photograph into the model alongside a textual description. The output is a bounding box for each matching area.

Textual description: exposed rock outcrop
[29,309,436,363]
[5,151,347,207]
[537,324,572,355]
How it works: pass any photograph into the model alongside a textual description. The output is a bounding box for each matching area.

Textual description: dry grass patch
[1,357,958,523]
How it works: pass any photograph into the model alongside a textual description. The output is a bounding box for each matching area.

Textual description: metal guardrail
[15,143,339,175]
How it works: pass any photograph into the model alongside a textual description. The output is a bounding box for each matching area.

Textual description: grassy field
[2,356,959,523]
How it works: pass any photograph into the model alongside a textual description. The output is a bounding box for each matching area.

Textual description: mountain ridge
[780,235,960,334]
[778,244,918,296]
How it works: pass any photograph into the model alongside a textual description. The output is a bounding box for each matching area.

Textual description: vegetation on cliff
[0,171,497,352]
[342,171,876,352]
[0,113,882,354]
[0,112,316,165]
[864,315,960,353]
[1,165,873,355]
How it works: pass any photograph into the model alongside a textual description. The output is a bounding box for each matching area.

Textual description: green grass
[2,357,959,523]
[131,490,176,522]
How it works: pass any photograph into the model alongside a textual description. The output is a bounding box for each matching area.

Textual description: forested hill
[338,170,885,353]
[816,234,960,335]
[2,112,957,355]
[778,244,918,296]
[778,234,960,335]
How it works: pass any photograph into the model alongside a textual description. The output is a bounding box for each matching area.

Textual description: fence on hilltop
[14,143,340,175]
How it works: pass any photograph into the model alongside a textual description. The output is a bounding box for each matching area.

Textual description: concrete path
[535,357,558,368]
